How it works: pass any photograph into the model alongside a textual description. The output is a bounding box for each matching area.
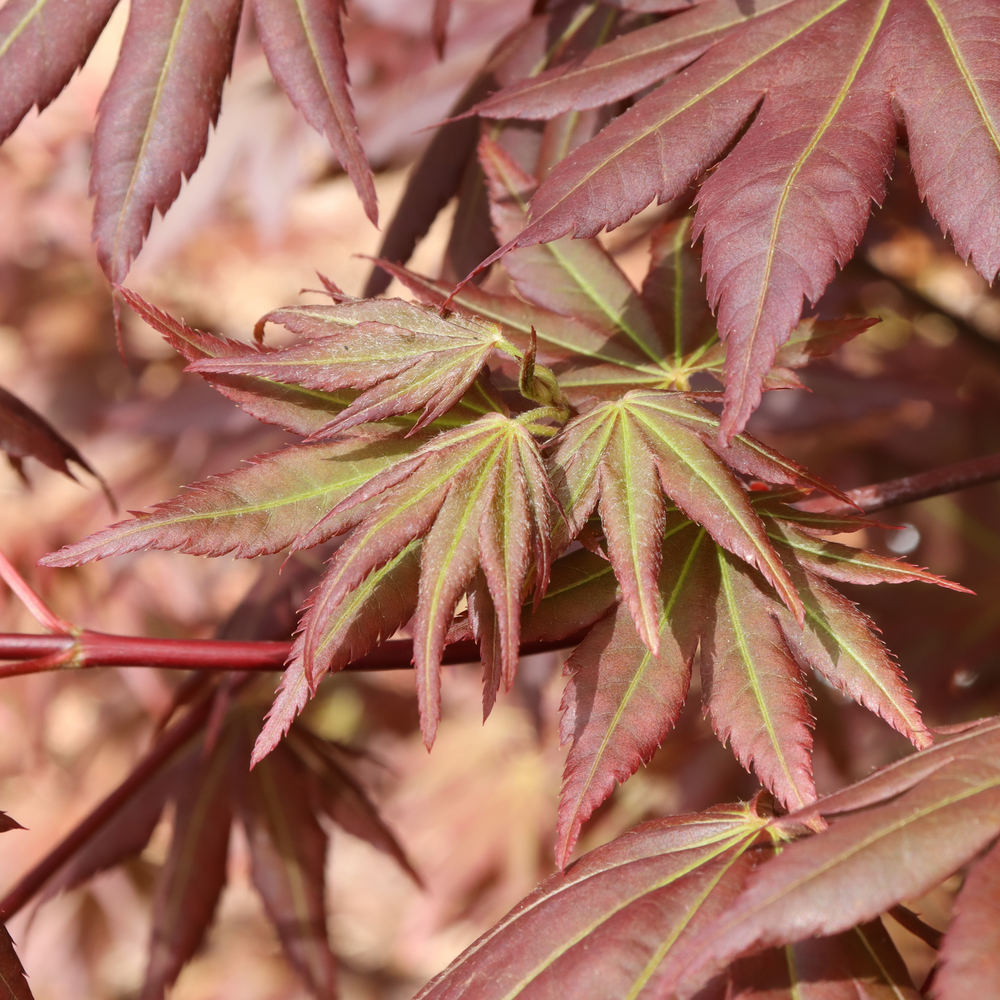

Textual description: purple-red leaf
[480,136,666,366]
[701,548,815,813]
[557,522,713,866]
[41,430,420,566]
[415,805,769,1000]
[482,0,1000,439]
[254,0,376,226]
[92,0,242,283]
[0,0,119,144]
[242,746,337,1000]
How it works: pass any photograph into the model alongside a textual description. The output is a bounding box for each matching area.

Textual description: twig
[888,904,944,950]
[0,551,74,633]
[0,630,586,675]
[798,451,1000,515]
[0,452,994,678]
[0,687,224,919]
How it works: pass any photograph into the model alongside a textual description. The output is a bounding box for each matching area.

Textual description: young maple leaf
[468,0,1000,441]
[39,427,423,566]
[189,298,512,436]
[549,389,853,648]
[290,412,556,746]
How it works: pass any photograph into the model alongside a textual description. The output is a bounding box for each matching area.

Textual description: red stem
[0,451,996,679]
[0,630,584,674]
[800,451,1000,515]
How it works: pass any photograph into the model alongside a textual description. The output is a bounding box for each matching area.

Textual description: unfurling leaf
[293,412,556,745]
[92,0,242,283]
[191,299,509,435]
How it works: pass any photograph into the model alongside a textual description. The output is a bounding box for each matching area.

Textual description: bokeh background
[0,1,998,996]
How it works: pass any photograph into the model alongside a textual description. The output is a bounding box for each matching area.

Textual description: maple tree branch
[0,630,585,675]
[0,453,993,679]
[800,450,1000,515]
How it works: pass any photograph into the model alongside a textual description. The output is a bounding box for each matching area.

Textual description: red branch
[0,630,584,676]
[0,451,996,679]
[800,450,1000,515]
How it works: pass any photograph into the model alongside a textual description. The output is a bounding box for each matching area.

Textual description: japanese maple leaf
[190,298,513,436]
[553,499,968,865]
[291,411,556,746]
[468,0,1000,440]
[548,389,853,647]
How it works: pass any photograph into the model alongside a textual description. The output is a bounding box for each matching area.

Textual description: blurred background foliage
[0,1,999,996]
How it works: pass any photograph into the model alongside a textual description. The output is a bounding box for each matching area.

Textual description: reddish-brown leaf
[701,548,815,812]
[41,430,420,566]
[707,921,919,999]
[470,0,761,120]
[242,746,337,1000]
[557,522,713,866]
[675,757,1000,997]
[0,386,112,508]
[0,926,32,1000]
[288,730,420,883]
[92,0,242,283]
[415,805,769,1000]
[0,0,119,144]
[254,0,376,226]
[519,549,617,645]
[141,730,237,1000]
[934,835,1000,998]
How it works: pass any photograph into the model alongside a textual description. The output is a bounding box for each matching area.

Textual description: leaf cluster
[4,0,1000,997]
